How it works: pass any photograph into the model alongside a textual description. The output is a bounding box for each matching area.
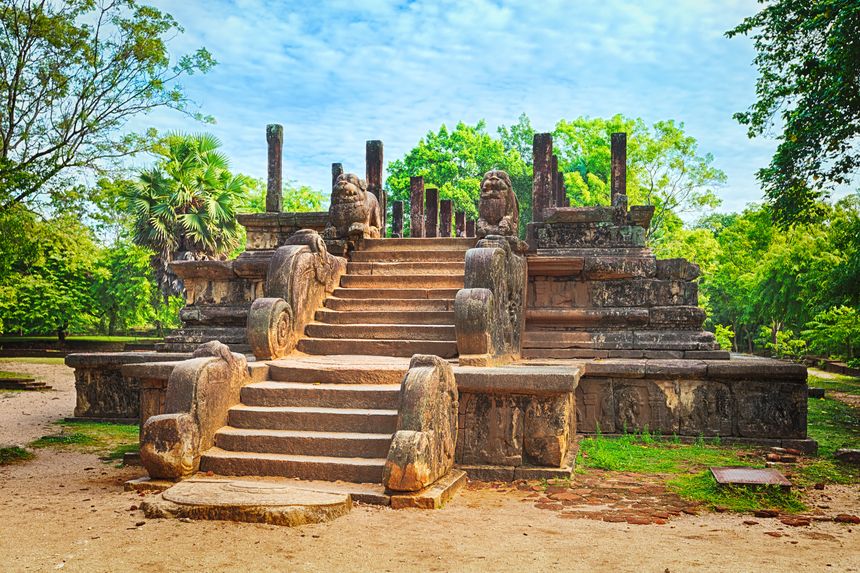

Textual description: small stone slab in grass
[710,467,791,488]
[140,478,351,526]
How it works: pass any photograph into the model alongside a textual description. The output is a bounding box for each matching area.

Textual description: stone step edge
[201,447,387,467]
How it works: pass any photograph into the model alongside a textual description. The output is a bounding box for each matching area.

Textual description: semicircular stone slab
[142,479,351,526]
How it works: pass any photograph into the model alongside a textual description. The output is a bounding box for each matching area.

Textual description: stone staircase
[296,237,475,358]
[200,358,408,485]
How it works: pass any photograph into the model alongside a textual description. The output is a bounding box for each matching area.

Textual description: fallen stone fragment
[780,517,811,527]
[835,449,860,465]
[754,509,779,518]
[764,532,783,538]
[834,514,860,524]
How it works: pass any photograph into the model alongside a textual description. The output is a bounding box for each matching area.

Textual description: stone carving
[247,229,346,360]
[455,235,527,366]
[477,170,519,238]
[140,342,248,480]
[383,355,458,492]
[324,173,381,240]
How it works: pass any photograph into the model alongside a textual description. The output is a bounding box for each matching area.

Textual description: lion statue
[323,173,381,240]
[477,170,518,238]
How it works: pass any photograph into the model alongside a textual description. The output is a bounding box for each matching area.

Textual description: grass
[578,431,760,474]
[29,420,138,462]
[0,446,34,465]
[0,370,33,379]
[0,357,65,364]
[808,373,860,396]
[668,472,806,513]
[0,335,159,343]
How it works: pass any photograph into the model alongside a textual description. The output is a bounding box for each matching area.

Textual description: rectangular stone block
[589,279,696,308]
[612,378,679,434]
[536,222,646,249]
[729,380,807,439]
[582,256,656,280]
[456,392,524,466]
[649,306,706,329]
[656,258,700,280]
[678,379,733,436]
[575,378,615,433]
[523,394,573,467]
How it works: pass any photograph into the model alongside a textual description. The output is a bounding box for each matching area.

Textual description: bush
[714,324,735,351]
[802,306,860,361]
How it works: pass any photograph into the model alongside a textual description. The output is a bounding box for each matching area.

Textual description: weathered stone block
[524,394,573,466]
[649,306,706,329]
[730,380,807,439]
[582,256,656,280]
[656,258,700,280]
[678,380,733,436]
[612,379,679,434]
[457,392,524,465]
[575,378,615,433]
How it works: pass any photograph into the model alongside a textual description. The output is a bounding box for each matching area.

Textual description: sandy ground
[0,363,859,572]
[0,361,76,445]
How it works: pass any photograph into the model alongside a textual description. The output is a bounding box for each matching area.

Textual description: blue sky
[135,0,775,215]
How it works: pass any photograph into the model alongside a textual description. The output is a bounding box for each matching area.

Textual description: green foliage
[124,132,251,299]
[668,472,806,513]
[727,1,860,226]
[0,0,215,213]
[755,326,808,360]
[92,241,158,335]
[0,446,33,465]
[714,324,735,352]
[806,395,860,457]
[242,178,326,213]
[386,121,531,235]
[552,115,725,240]
[803,306,860,359]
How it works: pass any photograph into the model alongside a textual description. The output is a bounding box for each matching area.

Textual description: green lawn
[0,335,160,343]
[0,370,33,379]
[0,357,66,364]
[29,420,139,461]
[0,446,33,465]
[808,373,860,396]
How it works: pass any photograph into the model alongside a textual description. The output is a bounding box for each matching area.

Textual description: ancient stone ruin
[66,126,812,523]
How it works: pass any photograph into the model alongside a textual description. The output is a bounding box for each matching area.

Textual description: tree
[91,240,156,335]
[552,115,725,241]
[728,1,860,226]
[386,121,531,234]
[0,0,215,213]
[124,132,250,300]
[242,178,326,213]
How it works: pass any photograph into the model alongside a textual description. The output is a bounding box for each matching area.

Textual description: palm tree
[125,132,250,301]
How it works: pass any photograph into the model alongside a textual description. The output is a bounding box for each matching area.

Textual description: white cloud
[127,0,774,216]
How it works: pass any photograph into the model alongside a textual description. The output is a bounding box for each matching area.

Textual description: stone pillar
[410,176,425,238]
[266,124,283,212]
[560,174,569,207]
[439,199,453,237]
[366,140,385,236]
[611,132,627,205]
[455,211,466,237]
[551,154,559,208]
[426,187,439,237]
[331,162,343,189]
[392,200,404,238]
[532,133,553,222]
[466,219,476,237]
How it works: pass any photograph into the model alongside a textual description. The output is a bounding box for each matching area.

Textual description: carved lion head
[480,170,513,198]
[332,173,367,203]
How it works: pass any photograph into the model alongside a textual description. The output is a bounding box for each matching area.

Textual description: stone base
[140,478,352,526]
[458,444,577,482]
[125,477,176,493]
[389,469,467,509]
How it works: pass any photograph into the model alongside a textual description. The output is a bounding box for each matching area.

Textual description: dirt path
[0,363,858,572]
[0,361,76,445]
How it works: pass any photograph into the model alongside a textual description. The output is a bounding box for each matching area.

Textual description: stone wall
[575,357,814,451]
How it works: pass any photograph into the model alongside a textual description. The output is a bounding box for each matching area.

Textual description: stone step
[314,309,455,326]
[332,287,460,300]
[297,337,458,358]
[228,405,398,433]
[346,261,465,276]
[305,323,456,341]
[241,381,402,409]
[360,238,476,252]
[200,448,386,483]
[340,274,464,289]
[324,297,455,312]
[214,427,393,458]
[268,358,408,385]
[351,249,468,263]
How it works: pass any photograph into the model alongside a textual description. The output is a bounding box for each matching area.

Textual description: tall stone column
[560,174,568,207]
[425,187,439,237]
[366,140,385,236]
[266,124,283,212]
[551,154,559,208]
[331,162,343,189]
[532,133,553,222]
[466,219,476,237]
[455,211,466,237]
[439,200,453,237]
[410,176,425,238]
[611,132,627,206]
[392,200,404,238]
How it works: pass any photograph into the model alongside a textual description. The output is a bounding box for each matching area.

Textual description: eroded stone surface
[324,173,381,240]
[477,170,519,238]
[142,479,351,526]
